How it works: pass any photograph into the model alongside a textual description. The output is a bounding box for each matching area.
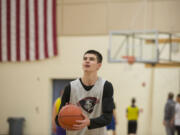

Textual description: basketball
[58,104,84,129]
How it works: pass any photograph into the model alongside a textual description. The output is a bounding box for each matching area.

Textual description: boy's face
[82,53,101,72]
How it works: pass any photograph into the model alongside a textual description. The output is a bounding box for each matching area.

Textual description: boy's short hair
[84,50,103,63]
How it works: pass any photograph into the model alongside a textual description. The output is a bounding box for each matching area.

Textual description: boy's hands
[71,113,90,130]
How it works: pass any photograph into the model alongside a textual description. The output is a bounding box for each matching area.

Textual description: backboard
[108,30,180,65]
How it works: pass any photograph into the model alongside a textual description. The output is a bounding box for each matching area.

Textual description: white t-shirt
[175,103,180,126]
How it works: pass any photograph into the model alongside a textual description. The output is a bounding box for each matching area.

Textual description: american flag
[0,0,58,62]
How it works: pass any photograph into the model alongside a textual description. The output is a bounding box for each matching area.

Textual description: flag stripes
[0,0,57,62]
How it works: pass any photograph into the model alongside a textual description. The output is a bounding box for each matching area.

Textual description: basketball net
[122,56,135,65]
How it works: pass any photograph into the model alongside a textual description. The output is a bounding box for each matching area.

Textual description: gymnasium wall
[0,36,179,135]
[56,0,180,35]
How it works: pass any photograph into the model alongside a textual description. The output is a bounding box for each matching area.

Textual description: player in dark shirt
[59,79,114,129]
[55,50,114,132]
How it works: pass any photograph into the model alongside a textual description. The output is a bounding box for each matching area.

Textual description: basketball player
[52,90,66,135]
[56,50,114,135]
[106,102,117,135]
[174,94,180,135]
[163,92,175,135]
[126,98,139,135]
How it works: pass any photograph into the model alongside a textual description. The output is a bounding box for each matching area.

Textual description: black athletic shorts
[128,120,137,134]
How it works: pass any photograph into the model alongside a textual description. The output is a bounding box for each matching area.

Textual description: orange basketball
[58,104,84,129]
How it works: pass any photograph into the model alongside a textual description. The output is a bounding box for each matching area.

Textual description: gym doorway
[52,79,74,135]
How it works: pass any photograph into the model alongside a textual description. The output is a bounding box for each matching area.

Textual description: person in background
[107,102,117,135]
[163,92,175,135]
[52,90,66,135]
[126,98,139,135]
[174,94,180,135]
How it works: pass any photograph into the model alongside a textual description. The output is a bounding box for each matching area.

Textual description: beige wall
[57,0,180,35]
[0,36,180,135]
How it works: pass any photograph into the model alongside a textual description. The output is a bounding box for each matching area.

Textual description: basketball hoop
[128,56,135,65]
[122,56,135,65]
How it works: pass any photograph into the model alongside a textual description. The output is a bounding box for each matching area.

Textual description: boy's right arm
[55,84,71,126]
